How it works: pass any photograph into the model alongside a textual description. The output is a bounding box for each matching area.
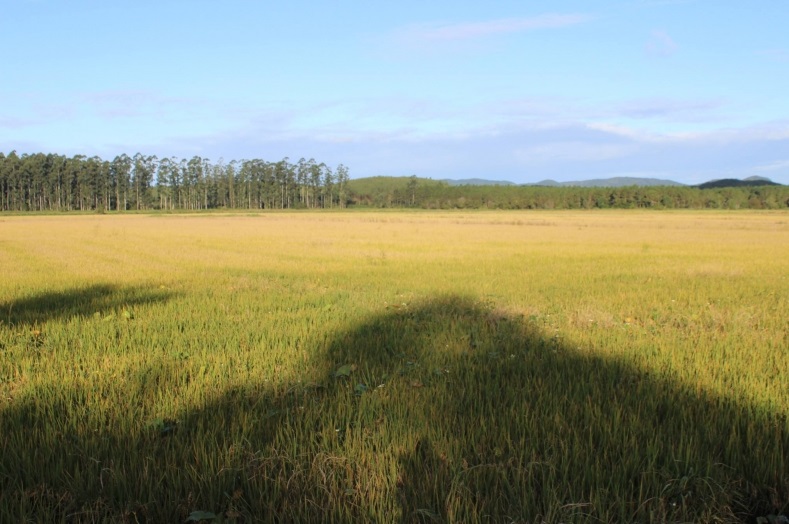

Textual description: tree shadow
[0,284,177,326]
[0,295,786,522]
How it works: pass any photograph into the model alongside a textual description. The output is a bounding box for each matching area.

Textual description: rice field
[1,210,787,523]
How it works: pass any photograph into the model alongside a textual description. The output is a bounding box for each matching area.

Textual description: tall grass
[1,211,787,522]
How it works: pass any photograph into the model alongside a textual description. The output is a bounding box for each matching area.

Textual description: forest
[2,151,788,212]
[349,176,789,210]
[0,151,349,212]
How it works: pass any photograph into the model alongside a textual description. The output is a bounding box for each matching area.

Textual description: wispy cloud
[0,115,37,129]
[397,14,590,43]
[757,48,789,62]
[646,30,678,56]
[752,159,789,172]
[590,119,789,146]
[632,0,697,7]
[586,122,670,143]
[89,108,789,185]
[0,98,75,129]
[514,141,635,165]
[80,90,199,120]
[615,98,724,122]
[6,88,788,185]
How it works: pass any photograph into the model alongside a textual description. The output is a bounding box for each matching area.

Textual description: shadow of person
[0,295,786,522]
[322,295,788,523]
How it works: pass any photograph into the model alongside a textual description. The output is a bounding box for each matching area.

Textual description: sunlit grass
[0,210,787,522]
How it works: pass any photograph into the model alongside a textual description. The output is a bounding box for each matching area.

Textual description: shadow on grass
[0,295,786,522]
[0,284,176,326]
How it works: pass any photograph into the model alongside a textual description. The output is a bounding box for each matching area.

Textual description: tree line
[0,151,350,212]
[349,176,789,210]
[3,150,788,212]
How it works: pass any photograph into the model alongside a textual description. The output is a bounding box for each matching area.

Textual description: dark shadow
[0,296,786,522]
[0,284,177,326]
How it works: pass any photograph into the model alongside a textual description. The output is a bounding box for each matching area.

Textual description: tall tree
[335,164,350,209]
[407,175,418,207]
[322,164,334,208]
[111,154,132,211]
[132,153,157,210]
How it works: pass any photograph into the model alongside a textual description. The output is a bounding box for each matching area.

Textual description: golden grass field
[1,210,788,522]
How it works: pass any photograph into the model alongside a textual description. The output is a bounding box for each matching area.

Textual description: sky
[1,0,788,185]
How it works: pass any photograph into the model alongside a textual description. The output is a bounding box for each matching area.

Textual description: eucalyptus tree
[21,153,49,210]
[249,159,268,209]
[0,151,7,210]
[295,157,309,207]
[15,152,33,210]
[273,158,292,209]
[83,156,112,211]
[62,155,86,210]
[0,150,354,211]
[407,175,418,207]
[298,158,314,208]
[2,151,22,211]
[177,158,188,209]
[131,153,157,210]
[237,160,249,209]
[210,158,239,208]
[197,158,209,209]
[227,160,238,209]
[156,157,176,210]
[111,154,132,211]
[284,158,298,208]
[308,159,322,209]
[40,154,59,210]
[185,156,206,210]
[321,163,334,208]
[335,164,349,208]
[259,160,277,209]
[239,158,267,209]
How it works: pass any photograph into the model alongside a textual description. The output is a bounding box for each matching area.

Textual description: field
[1,210,788,523]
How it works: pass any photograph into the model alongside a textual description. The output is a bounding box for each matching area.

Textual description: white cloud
[752,159,789,172]
[5,88,788,185]
[757,49,789,62]
[615,98,723,121]
[585,122,670,143]
[80,90,207,121]
[514,142,634,165]
[589,118,789,146]
[632,0,697,6]
[646,30,678,56]
[0,115,36,129]
[396,14,590,43]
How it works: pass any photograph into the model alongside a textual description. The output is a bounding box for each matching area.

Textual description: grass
[0,210,788,523]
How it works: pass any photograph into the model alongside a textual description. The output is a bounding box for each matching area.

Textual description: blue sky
[2,0,788,184]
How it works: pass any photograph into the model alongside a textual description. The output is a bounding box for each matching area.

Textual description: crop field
[1,210,788,523]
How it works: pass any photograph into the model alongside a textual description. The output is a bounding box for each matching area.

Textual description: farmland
[1,210,788,522]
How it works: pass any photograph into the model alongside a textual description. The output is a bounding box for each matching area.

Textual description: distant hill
[441,178,516,186]
[696,177,782,189]
[352,176,686,189]
[527,177,684,188]
[349,175,784,194]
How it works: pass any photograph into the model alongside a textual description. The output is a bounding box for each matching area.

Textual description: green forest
[2,151,788,212]
[348,176,789,210]
[0,151,350,212]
